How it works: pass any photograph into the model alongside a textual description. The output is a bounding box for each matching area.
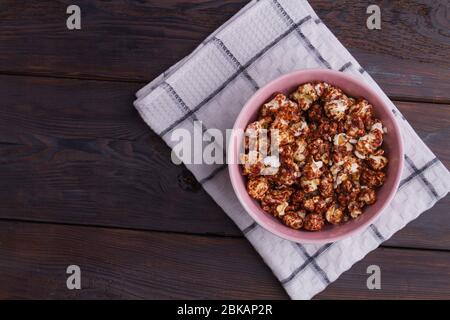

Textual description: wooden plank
[0,220,449,299]
[0,75,448,249]
[316,247,450,300]
[0,221,285,299]
[0,0,449,102]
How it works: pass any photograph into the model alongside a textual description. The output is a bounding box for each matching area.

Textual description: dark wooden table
[0,0,449,299]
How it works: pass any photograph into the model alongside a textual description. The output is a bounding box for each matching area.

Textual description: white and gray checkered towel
[134,0,450,299]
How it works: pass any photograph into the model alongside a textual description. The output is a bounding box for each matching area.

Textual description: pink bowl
[228,69,404,244]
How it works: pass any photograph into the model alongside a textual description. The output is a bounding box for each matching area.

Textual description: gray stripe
[399,157,438,189]
[358,67,365,74]
[296,244,331,285]
[369,224,385,242]
[242,222,258,234]
[281,243,332,285]
[271,0,332,69]
[162,81,226,172]
[338,61,352,72]
[162,82,208,133]
[212,37,260,90]
[198,164,227,184]
[158,14,313,137]
[162,82,191,114]
[404,156,439,198]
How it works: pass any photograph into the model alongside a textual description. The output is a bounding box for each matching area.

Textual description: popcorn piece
[290,83,319,110]
[303,158,324,179]
[308,103,324,122]
[324,98,349,121]
[271,161,300,186]
[361,168,386,188]
[322,85,344,101]
[290,119,310,137]
[317,119,338,141]
[282,210,306,229]
[292,138,308,163]
[359,188,376,205]
[300,177,321,193]
[263,155,280,168]
[349,99,375,129]
[260,155,281,176]
[291,190,306,205]
[303,195,330,214]
[344,115,365,138]
[320,171,334,197]
[368,154,388,170]
[240,151,263,176]
[313,82,330,97]
[247,176,269,200]
[261,93,288,116]
[322,86,350,121]
[356,122,383,156]
[348,201,363,219]
[304,213,325,231]
[275,201,289,217]
[261,188,293,206]
[333,133,353,152]
[308,138,331,164]
[271,127,295,146]
[325,205,344,224]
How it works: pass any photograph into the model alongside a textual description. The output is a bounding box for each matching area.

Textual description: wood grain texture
[0,0,449,102]
[0,75,448,249]
[315,247,450,300]
[0,221,449,299]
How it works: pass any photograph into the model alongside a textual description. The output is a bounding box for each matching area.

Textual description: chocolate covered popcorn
[241,82,389,231]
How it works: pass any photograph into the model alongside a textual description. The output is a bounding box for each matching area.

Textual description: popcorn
[240,81,388,231]
[359,188,376,205]
[275,201,289,217]
[290,83,319,110]
[356,121,383,156]
[291,190,306,204]
[290,119,310,137]
[308,103,324,122]
[324,98,349,121]
[368,154,388,170]
[240,151,263,176]
[292,138,308,163]
[260,93,289,116]
[247,176,269,200]
[303,195,330,214]
[304,213,325,231]
[308,138,331,164]
[361,168,386,188]
[303,158,324,179]
[348,201,363,219]
[325,205,344,224]
[319,171,334,197]
[300,177,321,193]
[344,115,365,138]
[349,99,374,129]
[282,210,306,229]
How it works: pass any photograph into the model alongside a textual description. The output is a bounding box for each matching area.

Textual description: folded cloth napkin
[134,0,450,299]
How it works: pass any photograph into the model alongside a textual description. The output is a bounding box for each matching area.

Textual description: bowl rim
[228,68,404,244]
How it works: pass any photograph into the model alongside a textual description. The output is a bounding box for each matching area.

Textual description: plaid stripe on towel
[134,0,450,299]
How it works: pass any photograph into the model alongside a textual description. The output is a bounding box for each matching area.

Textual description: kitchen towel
[134,0,450,299]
